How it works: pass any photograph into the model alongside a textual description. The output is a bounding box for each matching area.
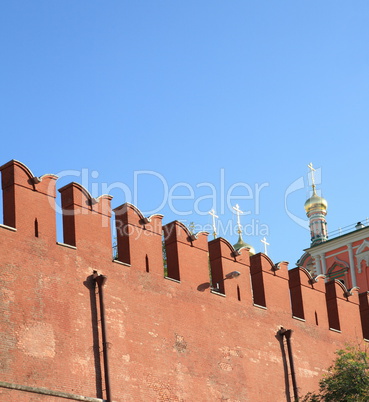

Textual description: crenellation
[288,267,306,320]
[2,159,369,401]
[0,158,367,337]
[209,237,251,301]
[325,280,342,331]
[163,221,210,286]
[359,292,369,339]
[0,160,57,240]
[1,159,37,191]
[250,253,290,312]
[114,203,163,274]
[288,267,329,329]
[59,182,112,255]
[325,280,361,336]
[208,237,232,294]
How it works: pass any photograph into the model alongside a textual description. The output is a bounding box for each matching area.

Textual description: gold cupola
[304,186,328,214]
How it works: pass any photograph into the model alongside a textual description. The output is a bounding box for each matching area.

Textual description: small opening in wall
[34,218,39,237]
[111,215,118,260]
[145,254,149,273]
[237,285,241,301]
[55,192,64,244]
[315,311,319,326]
[162,234,168,277]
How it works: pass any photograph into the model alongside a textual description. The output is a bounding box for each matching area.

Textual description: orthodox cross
[232,204,243,235]
[209,209,218,240]
[261,237,270,255]
[188,222,195,235]
[307,162,316,189]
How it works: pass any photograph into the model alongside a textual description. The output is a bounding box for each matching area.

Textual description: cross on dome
[307,162,316,190]
[209,209,218,239]
[232,204,256,255]
[188,222,195,235]
[261,237,270,255]
[232,204,243,235]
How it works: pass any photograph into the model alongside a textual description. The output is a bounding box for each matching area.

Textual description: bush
[302,346,369,401]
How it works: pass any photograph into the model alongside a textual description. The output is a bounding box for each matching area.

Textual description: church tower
[304,163,328,246]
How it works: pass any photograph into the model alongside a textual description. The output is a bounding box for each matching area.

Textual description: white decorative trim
[355,240,369,273]
[0,224,16,232]
[346,243,356,286]
[56,242,77,250]
[314,255,322,275]
[320,253,327,275]
[357,239,369,254]
[253,304,267,310]
[112,259,131,267]
[356,253,369,274]
[210,289,226,297]
[305,226,369,254]
[332,255,349,267]
[164,277,181,283]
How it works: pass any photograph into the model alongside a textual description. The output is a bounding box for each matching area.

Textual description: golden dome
[304,189,328,213]
[233,234,256,255]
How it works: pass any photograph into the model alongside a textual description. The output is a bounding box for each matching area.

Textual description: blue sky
[1,1,369,265]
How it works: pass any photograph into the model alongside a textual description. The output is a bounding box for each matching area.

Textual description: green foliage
[112,236,118,260]
[162,236,168,277]
[302,346,369,401]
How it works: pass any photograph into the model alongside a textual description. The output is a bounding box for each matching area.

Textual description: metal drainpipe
[93,273,112,402]
[279,328,298,401]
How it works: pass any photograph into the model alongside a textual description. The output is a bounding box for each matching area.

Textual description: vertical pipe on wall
[278,327,298,402]
[93,273,112,402]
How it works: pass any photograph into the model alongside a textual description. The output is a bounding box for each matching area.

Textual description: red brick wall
[1,160,368,402]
